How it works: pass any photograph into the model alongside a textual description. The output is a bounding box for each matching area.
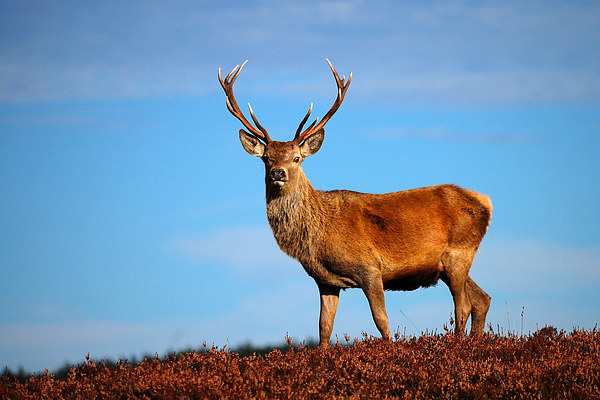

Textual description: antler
[294,59,352,144]
[218,61,271,144]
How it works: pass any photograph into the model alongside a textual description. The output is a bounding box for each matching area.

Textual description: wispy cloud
[0,281,318,373]
[353,70,600,107]
[476,239,600,294]
[374,126,537,144]
[0,321,166,373]
[1,1,598,104]
[171,225,296,273]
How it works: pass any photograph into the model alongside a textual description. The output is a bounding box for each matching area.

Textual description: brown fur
[221,61,491,345]
[239,137,492,345]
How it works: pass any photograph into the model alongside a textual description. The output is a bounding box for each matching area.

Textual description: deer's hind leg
[441,249,476,335]
[466,276,491,335]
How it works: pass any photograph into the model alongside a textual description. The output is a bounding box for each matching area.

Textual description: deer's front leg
[318,283,340,346]
[361,273,391,340]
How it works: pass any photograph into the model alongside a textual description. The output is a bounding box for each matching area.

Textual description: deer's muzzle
[270,168,287,186]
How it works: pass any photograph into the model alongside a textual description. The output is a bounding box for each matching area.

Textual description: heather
[2,327,599,399]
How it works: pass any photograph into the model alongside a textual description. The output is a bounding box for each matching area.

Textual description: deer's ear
[239,129,265,157]
[300,129,324,158]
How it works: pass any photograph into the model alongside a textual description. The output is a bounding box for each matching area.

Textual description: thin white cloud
[1,1,598,104]
[476,239,600,294]
[353,69,600,107]
[0,321,167,373]
[172,225,297,273]
[0,280,318,373]
[374,126,537,144]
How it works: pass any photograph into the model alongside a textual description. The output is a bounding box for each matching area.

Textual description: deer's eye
[293,157,300,163]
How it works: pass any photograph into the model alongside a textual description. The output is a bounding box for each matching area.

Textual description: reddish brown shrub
[2,327,599,399]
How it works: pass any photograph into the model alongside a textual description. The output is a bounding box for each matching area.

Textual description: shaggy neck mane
[265,171,324,263]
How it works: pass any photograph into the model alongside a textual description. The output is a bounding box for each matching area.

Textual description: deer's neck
[266,172,323,263]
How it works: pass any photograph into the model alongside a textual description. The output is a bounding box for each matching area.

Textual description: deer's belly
[382,261,444,291]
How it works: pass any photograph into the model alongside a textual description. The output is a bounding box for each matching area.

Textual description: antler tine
[294,103,319,140]
[326,58,341,83]
[294,59,351,144]
[247,103,268,135]
[218,61,271,143]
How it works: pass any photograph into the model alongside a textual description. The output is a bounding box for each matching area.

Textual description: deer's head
[219,60,351,197]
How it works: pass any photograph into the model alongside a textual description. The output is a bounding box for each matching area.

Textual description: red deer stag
[218,60,492,345]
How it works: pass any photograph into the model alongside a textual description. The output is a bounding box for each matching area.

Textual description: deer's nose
[270,168,287,181]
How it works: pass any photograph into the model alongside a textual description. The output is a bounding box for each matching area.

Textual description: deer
[218,59,492,346]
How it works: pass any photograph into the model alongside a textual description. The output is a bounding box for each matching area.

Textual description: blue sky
[1,1,599,373]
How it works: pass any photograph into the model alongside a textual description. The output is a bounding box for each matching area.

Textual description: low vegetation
[2,326,599,399]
